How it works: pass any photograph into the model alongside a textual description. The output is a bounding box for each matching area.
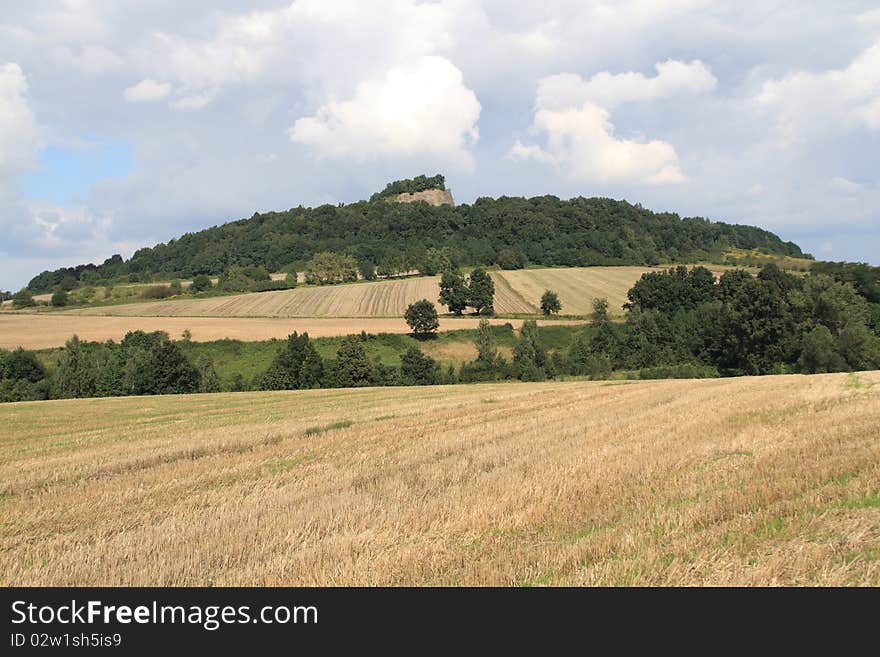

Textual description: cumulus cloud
[755,41,880,140]
[510,59,716,184]
[536,59,716,110]
[123,78,172,103]
[289,56,481,167]
[511,102,685,184]
[0,63,38,180]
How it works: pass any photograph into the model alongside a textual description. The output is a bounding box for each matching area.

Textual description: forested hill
[26,193,807,293]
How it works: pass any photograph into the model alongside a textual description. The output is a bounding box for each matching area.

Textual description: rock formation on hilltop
[392,188,455,207]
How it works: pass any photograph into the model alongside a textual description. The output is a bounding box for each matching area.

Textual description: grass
[1,371,878,586]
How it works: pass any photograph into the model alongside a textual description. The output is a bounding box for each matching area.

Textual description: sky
[1,1,879,290]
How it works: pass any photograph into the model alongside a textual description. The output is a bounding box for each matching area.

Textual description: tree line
[4,262,879,403]
[24,182,808,293]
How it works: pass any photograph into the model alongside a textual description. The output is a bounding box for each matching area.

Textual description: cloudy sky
[2,1,879,289]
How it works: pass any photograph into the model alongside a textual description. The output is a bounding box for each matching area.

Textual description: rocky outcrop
[392,188,454,207]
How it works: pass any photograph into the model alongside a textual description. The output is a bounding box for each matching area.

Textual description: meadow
[2,372,878,586]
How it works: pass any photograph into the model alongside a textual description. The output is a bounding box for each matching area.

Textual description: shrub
[11,290,35,308]
[140,285,173,299]
[51,289,69,307]
[540,290,561,316]
[190,274,213,292]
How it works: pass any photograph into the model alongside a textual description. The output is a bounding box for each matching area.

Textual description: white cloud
[510,59,713,184]
[512,102,685,184]
[123,78,172,103]
[0,63,38,180]
[536,59,716,110]
[170,90,217,112]
[289,56,480,167]
[755,41,880,140]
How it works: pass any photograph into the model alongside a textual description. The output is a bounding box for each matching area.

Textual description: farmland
[0,314,585,351]
[2,372,878,586]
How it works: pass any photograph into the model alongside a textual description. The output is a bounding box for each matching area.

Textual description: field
[0,314,584,350]
[2,372,878,586]
[495,266,669,316]
[46,268,657,319]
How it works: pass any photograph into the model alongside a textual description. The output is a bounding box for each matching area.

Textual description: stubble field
[2,372,878,586]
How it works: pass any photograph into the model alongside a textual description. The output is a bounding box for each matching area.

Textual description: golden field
[1,372,878,586]
[0,315,584,350]
[44,267,662,319]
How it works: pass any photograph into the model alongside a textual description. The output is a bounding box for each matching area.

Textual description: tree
[56,335,97,398]
[399,346,441,385]
[358,260,376,281]
[540,290,561,316]
[190,274,213,292]
[438,269,468,315]
[117,331,200,395]
[404,299,440,337]
[51,289,69,307]
[467,267,495,315]
[513,320,547,381]
[12,290,35,308]
[333,335,374,387]
[299,348,325,388]
[798,325,845,373]
[420,247,455,276]
[497,249,526,270]
[260,331,320,390]
[304,252,358,285]
[196,357,221,393]
[475,318,497,365]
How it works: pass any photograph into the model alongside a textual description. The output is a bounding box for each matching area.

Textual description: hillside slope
[2,372,877,585]
[26,191,807,293]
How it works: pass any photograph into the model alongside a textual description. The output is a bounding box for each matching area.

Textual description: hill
[24,175,808,293]
[2,372,877,585]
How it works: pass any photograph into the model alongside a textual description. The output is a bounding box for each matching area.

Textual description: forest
[24,177,807,293]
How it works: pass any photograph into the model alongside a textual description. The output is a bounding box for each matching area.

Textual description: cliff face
[392,188,454,207]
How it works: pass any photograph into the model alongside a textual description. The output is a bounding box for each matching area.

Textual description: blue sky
[1,1,879,290]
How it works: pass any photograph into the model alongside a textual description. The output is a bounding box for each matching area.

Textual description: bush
[304,252,358,285]
[190,274,213,292]
[497,249,526,270]
[250,279,297,293]
[11,290,35,308]
[51,289,69,307]
[140,285,173,299]
[404,299,440,337]
[399,346,441,385]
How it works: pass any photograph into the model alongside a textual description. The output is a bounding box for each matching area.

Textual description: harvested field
[494,266,662,316]
[0,314,584,350]
[2,372,878,586]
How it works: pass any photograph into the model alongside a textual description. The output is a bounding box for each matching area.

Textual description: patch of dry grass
[1,372,878,586]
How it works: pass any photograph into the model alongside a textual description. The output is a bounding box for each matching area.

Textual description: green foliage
[196,357,221,393]
[331,335,375,388]
[540,290,561,316]
[118,331,200,395]
[304,252,358,285]
[475,318,497,365]
[141,285,174,299]
[798,326,845,374]
[51,289,69,307]
[404,299,440,337]
[419,247,456,276]
[626,265,716,313]
[12,290,36,308]
[399,346,441,385]
[190,274,213,292]
[358,260,376,281]
[438,269,468,315]
[370,174,445,201]
[467,267,495,315]
[259,331,321,391]
[513,320,547,381]
[497,249,526,270]
[26,194,808,292]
